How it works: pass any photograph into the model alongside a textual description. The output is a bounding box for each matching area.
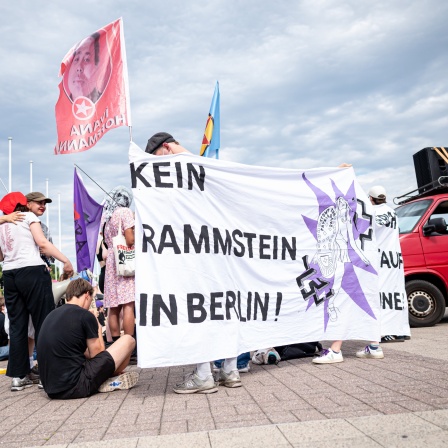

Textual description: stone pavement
[1,317,448,447]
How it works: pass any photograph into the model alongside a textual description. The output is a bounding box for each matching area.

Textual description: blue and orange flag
[200,81,220,159]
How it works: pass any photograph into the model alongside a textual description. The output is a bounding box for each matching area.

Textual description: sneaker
[356,345,384,359]
[38,380,44,390]
[11,376,34,391]
[215,368,242,388]
[29,365,40,384]
[252,348,281,365]
[312,348,343,364]
[98,371,139,393]
[173,371,218,394]
[381,335,404,343]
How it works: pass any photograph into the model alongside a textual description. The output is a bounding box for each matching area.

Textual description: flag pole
[129,126,133,142]
[8,137,12,192]
[46,178,50,229]
[0,178,8,193]
[29,161,33,192]
[74,164,120,205]
[58,193,62,278]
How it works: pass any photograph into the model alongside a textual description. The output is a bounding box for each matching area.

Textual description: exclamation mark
[275,292,282,321]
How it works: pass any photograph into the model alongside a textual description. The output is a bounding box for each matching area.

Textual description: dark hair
[372,197,386,205]
[72,32,101,66]
[14,204,28,213]
[66,278,93,301]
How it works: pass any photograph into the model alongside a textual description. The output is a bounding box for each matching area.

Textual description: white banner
[374,203,411,336]
[130,142,382,368]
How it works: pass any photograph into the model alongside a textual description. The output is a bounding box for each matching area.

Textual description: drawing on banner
[297,173,377,330]
[63,30,112,109]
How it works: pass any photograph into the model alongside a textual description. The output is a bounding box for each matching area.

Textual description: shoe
[312,348,343,364]
[403,335,411,340]
[381,335,404,343]
[29,365,40,384]
[173,371,218,394]
[215,368,242,388]
[11,376,34,391]
[252,348,280,365]
[394,336,406,341]
[98,371,139,393]
[356,345,384,359]
[38,380,44,390]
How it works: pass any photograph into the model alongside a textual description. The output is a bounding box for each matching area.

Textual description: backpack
[274,342,322,361]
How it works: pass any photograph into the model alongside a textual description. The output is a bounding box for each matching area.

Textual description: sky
[0,0,447,268]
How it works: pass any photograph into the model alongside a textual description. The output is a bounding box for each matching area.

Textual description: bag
[274,342,322,361]
[112,218,135,277]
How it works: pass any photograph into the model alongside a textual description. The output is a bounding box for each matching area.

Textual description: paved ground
[1,316,448,447]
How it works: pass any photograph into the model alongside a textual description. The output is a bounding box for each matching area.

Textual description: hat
[0,192,27,215]
[368,185,387,199]
[145,132,176,154]
[96,300,103,308]
[26,192,52,204]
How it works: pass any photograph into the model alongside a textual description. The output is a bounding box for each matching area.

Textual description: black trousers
[3,265,55,378]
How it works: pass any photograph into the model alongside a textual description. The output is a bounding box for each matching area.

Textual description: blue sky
[0,0,447,265]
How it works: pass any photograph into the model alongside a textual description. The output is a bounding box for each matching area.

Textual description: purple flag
[74,168,103,272]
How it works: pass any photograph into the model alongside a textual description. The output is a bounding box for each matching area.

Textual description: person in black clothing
[37,279,138,399]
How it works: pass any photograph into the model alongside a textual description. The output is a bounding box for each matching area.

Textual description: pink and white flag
[54,18,131,155]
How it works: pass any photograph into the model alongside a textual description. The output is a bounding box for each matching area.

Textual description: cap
[26,192,52,204]
[0,192,27,215]
[96,300,103,308]
[368,185,387,199]
[145,132,176,154]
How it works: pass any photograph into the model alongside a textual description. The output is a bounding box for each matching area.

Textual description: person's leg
[108,306,122,338]
[121,302,135,336]
[22,266,54,346]
[106,334,135,374]
[0,345,9,361]
[356,341,384,359]
[312,340,344,364]
[173,361,217,394]
[4,269,30,379]
[217,357,242,388]
[236,352,250,370]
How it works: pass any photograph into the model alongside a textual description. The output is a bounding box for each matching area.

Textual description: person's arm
[0,212,25,225]
[29,222,74,277]
[124,227,134,246]
[0,246,3,262]
[85,319,105,359]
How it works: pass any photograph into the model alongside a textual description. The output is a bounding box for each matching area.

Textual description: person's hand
[62,260,74,278]
[338,163,352,168]
[4,212,25,224]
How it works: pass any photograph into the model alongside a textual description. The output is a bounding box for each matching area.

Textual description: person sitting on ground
[37,278,139,399]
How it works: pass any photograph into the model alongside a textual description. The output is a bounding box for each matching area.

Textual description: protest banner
[54,18,131,154]
[374,203,411,336]
[129,143,384,367]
